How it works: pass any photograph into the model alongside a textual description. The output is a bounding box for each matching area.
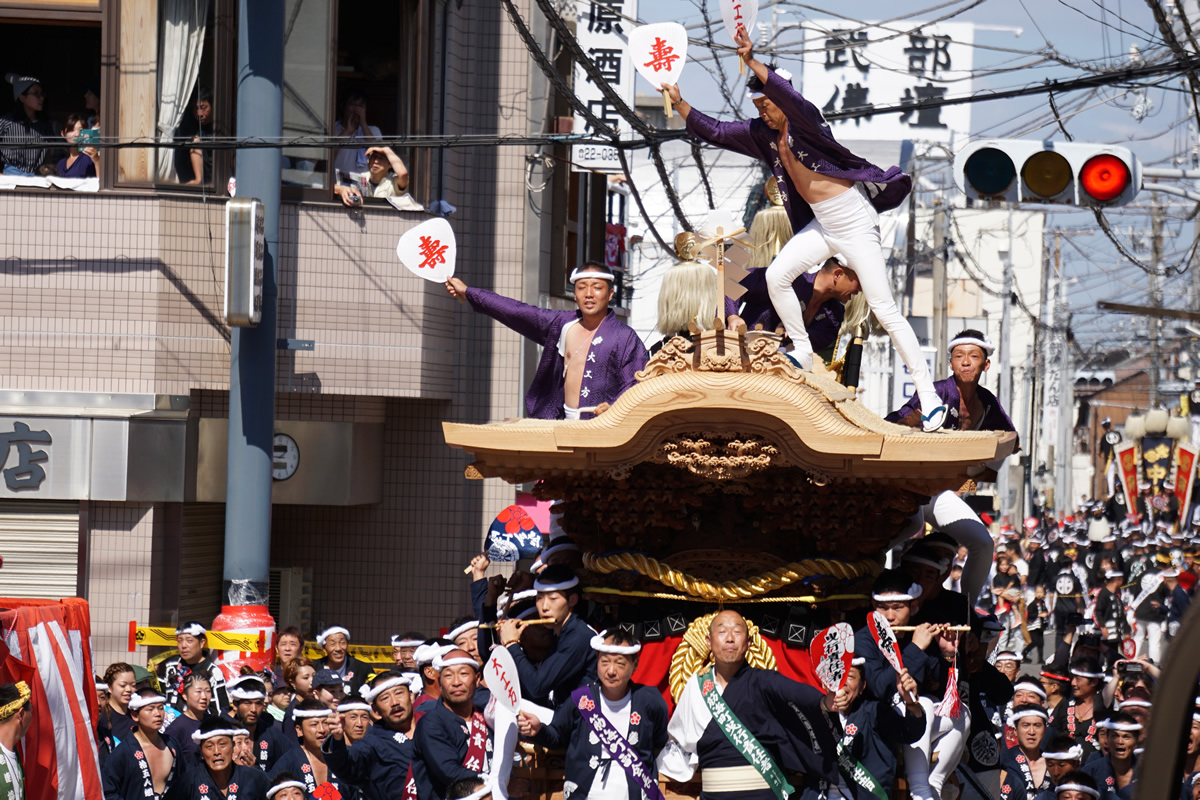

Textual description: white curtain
[156,0,211,183]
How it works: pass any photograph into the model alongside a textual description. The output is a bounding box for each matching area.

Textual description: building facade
[0,0,611,669]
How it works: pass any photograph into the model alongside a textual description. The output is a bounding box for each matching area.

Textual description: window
[280,0,427,204]
[153,0,234,190]
[0,19,100,178]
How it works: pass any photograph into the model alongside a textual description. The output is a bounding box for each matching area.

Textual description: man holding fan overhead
[664,30,948,430]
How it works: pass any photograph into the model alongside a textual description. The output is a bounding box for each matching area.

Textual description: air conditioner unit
[269,566,312,632]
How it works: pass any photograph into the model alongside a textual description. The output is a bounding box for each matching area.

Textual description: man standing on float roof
[887,330,1019,601]
[445,262,648,421]
[664,29,947,431]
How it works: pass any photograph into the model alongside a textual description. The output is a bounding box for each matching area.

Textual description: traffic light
[953,139,1141,207]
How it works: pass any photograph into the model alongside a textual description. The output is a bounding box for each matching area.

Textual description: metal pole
[214,0,283,651]
[932,198,948,380]
[996,209,1014,521]
[1151,200,1164,407]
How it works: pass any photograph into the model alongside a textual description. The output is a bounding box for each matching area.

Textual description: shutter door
[0,501,80,599]
[178,504,225,626]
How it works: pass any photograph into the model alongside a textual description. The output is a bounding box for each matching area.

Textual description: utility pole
[212,0,284,652]
[1150,199,1164,407]
[996,208,1015,521]
[932,198,948,380]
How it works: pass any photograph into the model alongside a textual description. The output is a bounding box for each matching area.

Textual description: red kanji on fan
[418,236,449,269]
[643,38,681,72]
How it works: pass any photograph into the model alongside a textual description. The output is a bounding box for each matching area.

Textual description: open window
[281,0,427,204]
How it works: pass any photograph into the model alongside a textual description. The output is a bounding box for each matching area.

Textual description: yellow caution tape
[128,623,264,653]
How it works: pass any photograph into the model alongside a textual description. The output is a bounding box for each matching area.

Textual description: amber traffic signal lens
[1022,151,1073,198]
[1081,154,1130,202]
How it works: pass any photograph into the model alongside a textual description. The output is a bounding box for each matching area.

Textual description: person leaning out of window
[332,145,409,206]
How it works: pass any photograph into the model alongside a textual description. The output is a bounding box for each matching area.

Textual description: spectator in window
[0,73,56,176]
[332,92,381,180]
[174,87,214,184]
[57,114,98,178]
[84,81,101,129]
[333,145,409,206]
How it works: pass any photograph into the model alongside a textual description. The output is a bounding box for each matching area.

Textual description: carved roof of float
[443,330,1017,495]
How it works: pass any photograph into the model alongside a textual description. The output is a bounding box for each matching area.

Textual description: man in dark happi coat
[657,610,841,799]
[835,657,926,799]
[324,670,417,800]
[495,565,595,708]
[519,629,669,800]
[222,676,289,774]
[446,262,648,421]
[853,569,938,702]
[101,690,182,800]
[411,650,491,800]
[737,257,855,359]
[178,717,270,799]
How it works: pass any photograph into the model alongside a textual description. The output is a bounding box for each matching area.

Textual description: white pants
[904,696,971,800]
[766,185,937,406]
[924,491,995,603]
[1135,620,1164,663]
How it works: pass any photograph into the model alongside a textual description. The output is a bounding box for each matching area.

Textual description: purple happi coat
[685,69,911,235]
[887,376,1019,444]
[466,288,649,420]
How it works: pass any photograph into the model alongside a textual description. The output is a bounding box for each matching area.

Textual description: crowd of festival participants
[0,25,1171,800]
[74,502,1199,800]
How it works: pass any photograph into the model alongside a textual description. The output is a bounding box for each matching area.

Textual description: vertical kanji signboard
[801,21,974,145]
[572,0,640,172]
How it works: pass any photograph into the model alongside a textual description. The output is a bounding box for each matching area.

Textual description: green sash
[697,669,794,800]
[0,747,24,800]
[832,724,887,800]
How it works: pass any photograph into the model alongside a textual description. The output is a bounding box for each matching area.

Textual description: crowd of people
[75,511,1197,800]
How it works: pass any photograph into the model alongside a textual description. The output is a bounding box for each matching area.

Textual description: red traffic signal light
[954,140,1141,207]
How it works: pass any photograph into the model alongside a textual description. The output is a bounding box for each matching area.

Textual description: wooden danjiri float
[443,310,1018,799]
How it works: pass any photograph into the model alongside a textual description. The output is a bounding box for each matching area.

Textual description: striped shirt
[0,109,57,174]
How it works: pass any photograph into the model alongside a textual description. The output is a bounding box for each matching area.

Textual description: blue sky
[634,0,1199,354]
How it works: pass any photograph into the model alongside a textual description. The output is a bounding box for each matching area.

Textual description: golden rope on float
[667,612,777,702]
[582,551,880,601]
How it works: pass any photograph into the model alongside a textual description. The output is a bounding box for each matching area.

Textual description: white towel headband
[749,68,794,99]
[872,583,922,603]
[293,708,335,719]
[129,693,167,711]
[191,727,249,743]
[448,621,480,642]
[948,334,995,356]
[1056,783,1100,799]
[317,626,350,647]
[361,677,410,703]
[1042,744,1084,761]
[568,267,615,284]
[338,702,372,713]
[590,631,642,655]
[268,782,308,799]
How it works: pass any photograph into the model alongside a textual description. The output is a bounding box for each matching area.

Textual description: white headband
[1193,712,1200,723]
[1013,681,1047,700]
[1070,668,1105,679]
[1117,699,1152,709]
[568,267,615,284]
[338,702,372,713]
[1056,783,1100,799]
[749,67,794,99]
[534,576,580,592]
[995,652,1021,663]
[414,643,454,666]
[361,676,410,703]
[129,693,167,711]
[1043,744,1084,761]
[948,334,995,356]
[433,654,480,672]
[317,626,350,648]
[511,590,537,602]
[873,583,922,603]
[1105,570,1125,579]
[175,623,206,637]
[191,727,249,744]
[229,687,267,701]
[268,782,308,799]
[1007,708,1049,726]
[448,621,480,642]
[391,636,424,648]
[590,631,642,655]
[851,657,865,666]
[95,680,107,692]
[1100,720,1143,732]
[293,708,335,719]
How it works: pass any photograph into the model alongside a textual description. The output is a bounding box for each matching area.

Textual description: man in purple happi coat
[664,29,948,431]
[446,262,648,421]
[888,329,1020,601]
